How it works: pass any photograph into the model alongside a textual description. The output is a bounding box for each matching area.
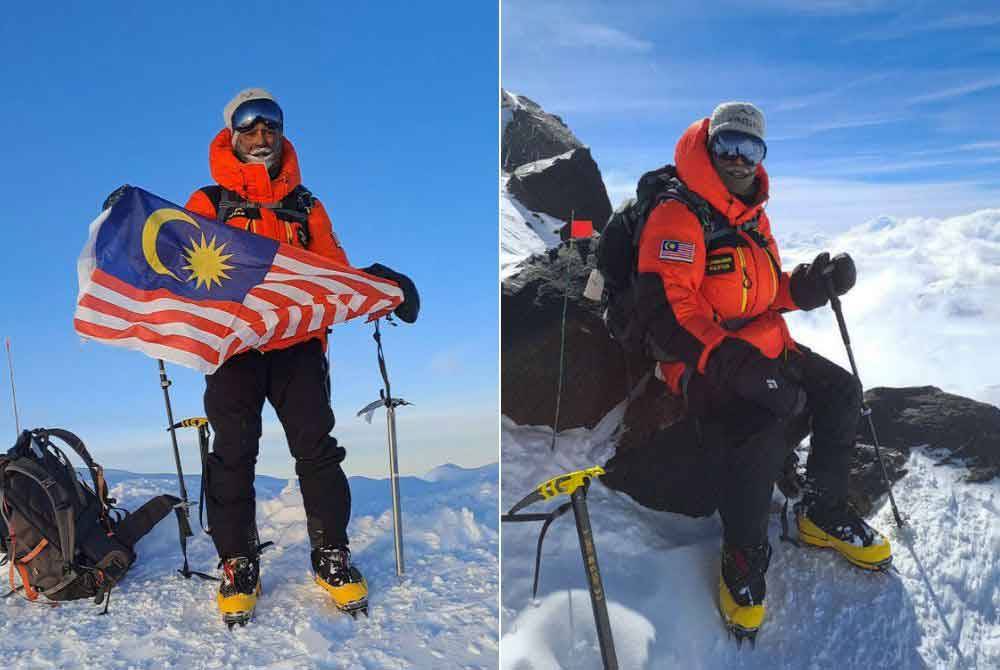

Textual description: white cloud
[553,22,652,51]
[769,113,910,140]
[906,75,1000,105]
[958,140,1000,151]
[850,11,1000,41]
[754,0,895,14]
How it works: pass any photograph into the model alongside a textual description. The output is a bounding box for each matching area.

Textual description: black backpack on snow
[0,428,180,606]
[199,184,316,248]
[595,164,772,359]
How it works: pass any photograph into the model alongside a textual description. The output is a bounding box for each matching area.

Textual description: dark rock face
[861,386,1000,481]
[501,238,649,429]
[501,90,583,171]
[506,148,613,233]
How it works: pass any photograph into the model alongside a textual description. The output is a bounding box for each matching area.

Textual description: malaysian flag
[659,239,696,263]
[74,186,403,374]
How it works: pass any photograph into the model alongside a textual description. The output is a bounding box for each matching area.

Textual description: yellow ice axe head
[536,466,606,499]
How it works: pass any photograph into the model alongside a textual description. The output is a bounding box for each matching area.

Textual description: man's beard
[235,141,282,171]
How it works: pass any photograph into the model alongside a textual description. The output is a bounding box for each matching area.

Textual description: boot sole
[798,527,893,571]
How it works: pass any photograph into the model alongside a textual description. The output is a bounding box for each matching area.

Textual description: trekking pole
[5,338,20,437]
[502,467,618,670]
[357,318,411,578]
[156,360,202,578]
[824,278,906,528]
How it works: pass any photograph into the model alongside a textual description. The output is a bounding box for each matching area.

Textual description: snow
[501,175,565,279]
[2,464,498,669]
[501,416,999,669]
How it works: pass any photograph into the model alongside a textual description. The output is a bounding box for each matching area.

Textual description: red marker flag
[570,220,593,239]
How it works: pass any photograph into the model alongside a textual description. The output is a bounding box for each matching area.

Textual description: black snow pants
[204,338,350,559]
[686,343,862,548]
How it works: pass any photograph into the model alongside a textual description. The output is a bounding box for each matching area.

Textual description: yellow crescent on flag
[142,208,200,280]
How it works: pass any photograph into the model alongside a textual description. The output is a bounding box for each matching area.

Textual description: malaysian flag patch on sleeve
[659,239,696,263]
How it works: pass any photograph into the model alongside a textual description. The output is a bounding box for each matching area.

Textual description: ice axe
[357,318,411,578]
[823,267,906,528]
[502,467,618,670]
[156,360,217,581]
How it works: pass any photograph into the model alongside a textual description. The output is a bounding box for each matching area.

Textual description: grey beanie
[708,102,766,141]
[223,87,279,130]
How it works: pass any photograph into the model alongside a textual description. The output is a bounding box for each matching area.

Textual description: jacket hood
[209,128,301,203]
[674,118,769,225]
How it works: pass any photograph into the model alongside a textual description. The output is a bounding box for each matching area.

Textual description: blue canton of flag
[74,186,403,373]
[659,239,696,263]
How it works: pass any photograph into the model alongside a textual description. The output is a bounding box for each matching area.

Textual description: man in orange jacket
[634,102,891,640]
[182,88,417,626]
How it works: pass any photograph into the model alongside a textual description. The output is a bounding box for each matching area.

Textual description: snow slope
[501,415,999,669]
[2,464,498,669]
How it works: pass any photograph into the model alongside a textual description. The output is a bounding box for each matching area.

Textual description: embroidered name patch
[706,253,735,275]
[659,239,695,263]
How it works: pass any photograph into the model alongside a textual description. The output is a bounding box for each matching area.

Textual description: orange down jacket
[636,118,800,395]
[185,129,349,266]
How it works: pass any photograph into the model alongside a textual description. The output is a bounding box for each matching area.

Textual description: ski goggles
[710,130,767,166]
[231,98,284,133]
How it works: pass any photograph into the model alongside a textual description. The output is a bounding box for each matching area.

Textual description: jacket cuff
[772,272,799,312]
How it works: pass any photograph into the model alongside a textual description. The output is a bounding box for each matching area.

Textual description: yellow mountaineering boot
[312,546,369,618]
[718,541,772,646]
[217,555,262,628]
[796,499,892,571]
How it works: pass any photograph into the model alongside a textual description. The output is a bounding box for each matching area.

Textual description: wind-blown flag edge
[74,187,404,374]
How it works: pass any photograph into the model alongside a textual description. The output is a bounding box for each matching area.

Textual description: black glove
[789,251,831,311]
[706,338,806,419]
[828,252,856,297]
[361,263,420,324]
[101,184,130,212]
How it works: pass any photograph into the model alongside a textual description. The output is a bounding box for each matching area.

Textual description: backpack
[199,184,315,248]
[0,428,180,607]
[595,165,772,359]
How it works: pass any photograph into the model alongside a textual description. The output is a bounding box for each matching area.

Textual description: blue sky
[0,2,497,478]
[503,0,1000,233]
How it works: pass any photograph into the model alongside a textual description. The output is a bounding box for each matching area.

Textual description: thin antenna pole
[5,338,20,436]
[550,210,575,451]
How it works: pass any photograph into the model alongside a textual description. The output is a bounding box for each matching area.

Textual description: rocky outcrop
[860,386,1000,482]
[501,239,649,429]
[501,90,583,171]
[506,148,612,233]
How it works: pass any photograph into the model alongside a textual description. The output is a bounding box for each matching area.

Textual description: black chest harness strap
[199,184,314,248]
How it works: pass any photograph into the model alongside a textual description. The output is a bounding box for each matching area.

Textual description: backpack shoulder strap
[270,185,314,247]
[198,185,223,214]
[627,165,721,249]
[38,429,111,516]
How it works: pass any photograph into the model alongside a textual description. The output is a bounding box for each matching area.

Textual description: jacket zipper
[736,247,751,314]
[765,250,778,303]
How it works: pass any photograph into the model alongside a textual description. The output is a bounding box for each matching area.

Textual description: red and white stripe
[74,243,403,374]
